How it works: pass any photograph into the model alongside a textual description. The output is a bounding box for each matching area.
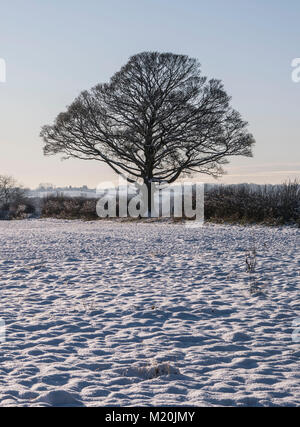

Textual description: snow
[0,219,299,407]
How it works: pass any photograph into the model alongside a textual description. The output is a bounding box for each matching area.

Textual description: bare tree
[41,52,255,213]
[0,175,20,206]
[0,174,28,210]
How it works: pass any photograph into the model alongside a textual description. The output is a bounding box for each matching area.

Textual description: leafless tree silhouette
[0,175,22,206]
[41,52,255,213]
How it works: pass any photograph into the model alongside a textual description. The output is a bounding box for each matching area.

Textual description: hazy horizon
[1,0,299,188]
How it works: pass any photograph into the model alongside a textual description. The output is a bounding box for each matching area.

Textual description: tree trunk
[146,181,153,218]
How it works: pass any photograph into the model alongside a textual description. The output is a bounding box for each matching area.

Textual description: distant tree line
[40,180,300,226]
[1,173,298,225]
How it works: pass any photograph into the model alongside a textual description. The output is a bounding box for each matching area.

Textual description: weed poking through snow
[245,248,267,295]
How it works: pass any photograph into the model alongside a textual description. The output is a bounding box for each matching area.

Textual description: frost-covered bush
[42,194,98,219]
[9,201,36,219]
[204,180,300,225]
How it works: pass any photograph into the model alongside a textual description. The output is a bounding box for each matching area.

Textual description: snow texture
[0,219,299,407]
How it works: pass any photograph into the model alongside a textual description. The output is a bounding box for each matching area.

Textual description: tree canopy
[41,52,255,186]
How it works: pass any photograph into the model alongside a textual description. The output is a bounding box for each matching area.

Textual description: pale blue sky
[0,0,299,188]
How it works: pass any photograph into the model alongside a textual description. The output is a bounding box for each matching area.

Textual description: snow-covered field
[0,219,299,407]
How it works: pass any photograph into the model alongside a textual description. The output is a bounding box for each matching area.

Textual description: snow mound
[223,331,252,342]
[38,390,83,407]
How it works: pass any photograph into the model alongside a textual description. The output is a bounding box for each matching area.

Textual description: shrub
[204,180,300,225]
[40,180,300,226]
[41,194,98,220]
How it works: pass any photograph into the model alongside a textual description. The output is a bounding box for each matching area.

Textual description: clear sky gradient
[0,0,299,188]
